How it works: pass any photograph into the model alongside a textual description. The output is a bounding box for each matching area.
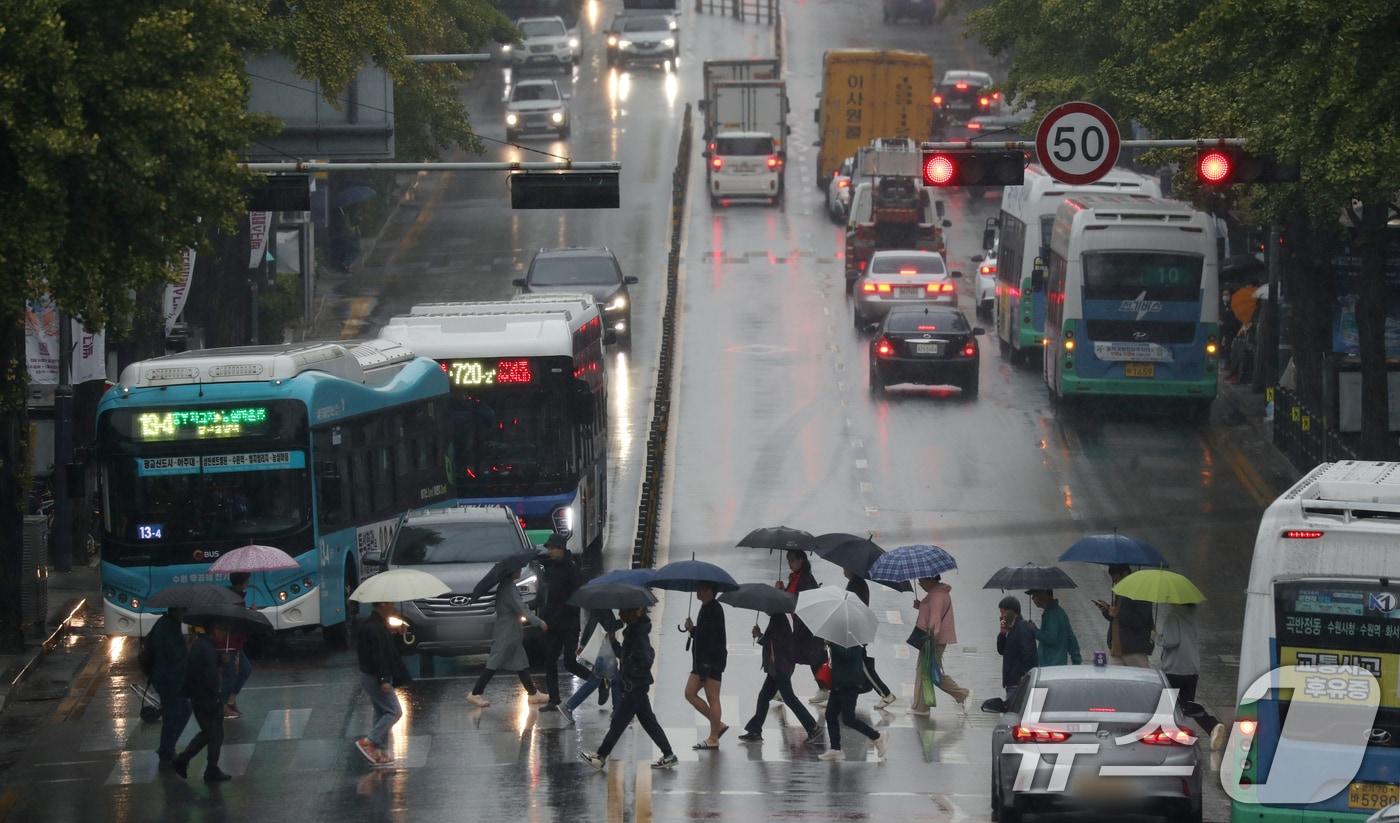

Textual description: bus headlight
[607,35,617,46]
[552,505,575,537]
[1205,335,1218,356]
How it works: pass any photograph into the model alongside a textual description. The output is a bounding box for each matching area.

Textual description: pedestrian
[467,567,549,707]
[141,606,191,769]
[779,551,829,704]
[579,606,678,771]
[911,575,971,714]
[1158,603,1228,750]
[817,641,887,762]
[1028,589,1082,666]
[355,601,408,765]
[170,622,231,782]
[1095,565,1155,667]
[684,583,729,748]
[219,572,254,719]
[537,534,592,711]
[561,607,622,725]
[738,613,823,743]
[843,569,895,708]
[996,596,1037,704]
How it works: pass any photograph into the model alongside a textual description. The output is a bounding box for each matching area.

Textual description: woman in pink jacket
[911,575,971,714]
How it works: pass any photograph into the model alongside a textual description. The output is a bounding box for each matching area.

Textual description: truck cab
[707,132,783,206]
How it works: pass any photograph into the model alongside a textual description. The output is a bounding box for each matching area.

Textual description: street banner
[163,247,196,335]
[24,296,107,384]
[249,211,272,269]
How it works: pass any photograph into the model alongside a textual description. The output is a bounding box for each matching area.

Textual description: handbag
[815,662,833,690]
[905,626,929,649]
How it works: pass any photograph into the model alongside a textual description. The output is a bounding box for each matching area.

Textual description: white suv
[506,17,579,69]
[707,132,782,207]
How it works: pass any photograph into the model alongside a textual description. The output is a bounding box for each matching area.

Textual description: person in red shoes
[355,601,407,765]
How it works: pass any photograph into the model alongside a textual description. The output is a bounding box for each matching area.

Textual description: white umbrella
[794,586,878,648]
[350,569,450,603]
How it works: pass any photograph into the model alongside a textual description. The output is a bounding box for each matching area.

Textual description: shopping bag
[580,627,604,664]
[926,637,943,687]
[815,662,833,690]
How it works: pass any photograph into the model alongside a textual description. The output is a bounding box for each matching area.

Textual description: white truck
[703,80,789,207]
[700,59,781,138]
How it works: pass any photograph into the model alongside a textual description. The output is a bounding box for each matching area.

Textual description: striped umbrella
[867,544,957,582]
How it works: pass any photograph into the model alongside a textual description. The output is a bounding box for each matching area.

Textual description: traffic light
[510,171,620,209]
[920,150,1024,187]
[1196,148,1300,186]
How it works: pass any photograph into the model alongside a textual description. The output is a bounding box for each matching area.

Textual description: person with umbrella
[737,610,823,744]
[779,551,829,704]
[843,569,895,708]
[683,583,729,749]
[467,564,549,708]
[142,606,190,769]
[1096,565,1155,667]
[580,605,678,771]
[218,572,254,720]
[170,620,231,782]
[537,534,592,711]
[996,596,1037,705]
[1028,589,1082,666]
[355,601,408,765]
[912,575,971,714]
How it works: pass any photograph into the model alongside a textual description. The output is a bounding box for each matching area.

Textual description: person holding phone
[1098,565,1154,667]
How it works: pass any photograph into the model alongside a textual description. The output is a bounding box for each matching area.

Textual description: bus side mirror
[935,200,946,219]
[572,386,596,425]
[942,219,952,229]
[982,227,996,251]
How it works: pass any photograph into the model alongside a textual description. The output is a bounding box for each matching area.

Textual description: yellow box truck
[813,49,934,190]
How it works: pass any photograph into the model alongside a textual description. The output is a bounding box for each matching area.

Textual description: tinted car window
[529,255,620,286]
[391,521,526,565]
[512,84,559,102]
[871,255,947,275]
[520,20,565,37]
[715,136,772,156]
[885,309,968,333]
[1039,679,1165,714]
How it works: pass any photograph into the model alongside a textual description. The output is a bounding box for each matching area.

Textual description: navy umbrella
[811,535,912,593]
[718,583,796,614]
[333,184,378,208]
[584,568,655,588]
[568,583,656,611]
[1059,533,1168,568]
[648,559,739,593]
[983,563,1077,591]
[467,551,540,601]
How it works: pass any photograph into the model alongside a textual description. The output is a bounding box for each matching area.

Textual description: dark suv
[514,247,638,343]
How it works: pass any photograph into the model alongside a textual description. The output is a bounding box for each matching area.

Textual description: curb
[0,597,88,715]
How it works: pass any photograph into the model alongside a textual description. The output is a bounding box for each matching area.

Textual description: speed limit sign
[1035,102,1121,184]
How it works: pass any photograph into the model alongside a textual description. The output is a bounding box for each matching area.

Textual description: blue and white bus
[1043,193,1220,415]
[95,340,454,641]
[381,298,608,552]
[995,165,1162,365]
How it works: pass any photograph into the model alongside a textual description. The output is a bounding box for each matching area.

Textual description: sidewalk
[1212,377,1300,501]
[0,563,98,714]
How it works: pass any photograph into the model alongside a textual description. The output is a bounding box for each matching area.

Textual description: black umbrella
[568,583,656,611]
[718,583,797,615]
[810,535,913,593]
[736,526,814,552]
[468,552,540,602]
[181,602,273,633]
[983,563,1077,591]
[146,584,244,610]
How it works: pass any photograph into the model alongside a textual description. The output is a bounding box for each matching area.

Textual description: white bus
[379,306,607,552]
[1043,193,1220,416]
[995,165,1162,364]
[1228,461,1400,822]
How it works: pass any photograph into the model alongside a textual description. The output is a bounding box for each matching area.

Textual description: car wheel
[853,312,865,331]
[964,372,980,398]
[844,277,855,296]
[869,364,885,395]
[710,194,721,208]
[998,336,1010,358]
[990,769,1000,820]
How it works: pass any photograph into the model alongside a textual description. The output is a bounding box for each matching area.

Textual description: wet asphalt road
[0,2,1302,821]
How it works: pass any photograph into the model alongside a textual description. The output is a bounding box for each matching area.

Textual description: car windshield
[390,521,526,565]
[715,136,772,156]
[624,17,668,31]
[886,310,968,333]
[1082,252,1204,302]
[520,20,565,37]
[512,83,559,102]
[1038,678,1166,714]
[528,255,619,286]
[871,255,946,275]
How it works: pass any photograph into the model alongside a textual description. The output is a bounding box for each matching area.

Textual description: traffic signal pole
[918,138,1246,151]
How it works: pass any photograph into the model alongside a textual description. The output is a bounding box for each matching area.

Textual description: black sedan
[868,305,982,397]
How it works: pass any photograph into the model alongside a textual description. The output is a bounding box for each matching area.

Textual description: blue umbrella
[333,184,378,208]
[1059,533,1168,568]
[648,559,739,593]
[867,544,957,582]
[584,568,656,587]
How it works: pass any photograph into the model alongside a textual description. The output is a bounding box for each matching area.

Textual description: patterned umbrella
[867,544,957,582]
[209,544,299,574]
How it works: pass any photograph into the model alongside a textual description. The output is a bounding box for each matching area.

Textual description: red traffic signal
[1196,148,1299,186]
[920,150,1024,187]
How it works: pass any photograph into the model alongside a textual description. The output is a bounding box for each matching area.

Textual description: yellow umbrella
[1112,569,1205,605]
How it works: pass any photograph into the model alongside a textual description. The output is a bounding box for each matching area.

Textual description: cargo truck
[703,80,789,206]
[813,50,934,190]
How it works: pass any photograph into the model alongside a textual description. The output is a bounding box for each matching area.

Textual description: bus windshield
[450,372,576,497]
[1082,252,1203,302]
[1274,579,1400,710]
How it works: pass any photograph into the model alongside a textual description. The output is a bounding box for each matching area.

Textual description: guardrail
[632,103,692,569]
[1271,386,1359,471]
[694,0,778,24]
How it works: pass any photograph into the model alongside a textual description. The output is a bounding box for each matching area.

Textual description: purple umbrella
[209,544,299,574]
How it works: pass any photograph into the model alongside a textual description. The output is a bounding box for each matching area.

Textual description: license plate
[898,287,922,298]
[1348,781,1399,811]
[915,343,942,356]
[1125,363,1155,378]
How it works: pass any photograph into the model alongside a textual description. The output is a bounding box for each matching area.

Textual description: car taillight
[979,264,997,275]
[1141,728,1196,746]
[711,156,722,170]
[767,155,781,169]
[1237,719,1257,737]
[863,282,892,293]
[517,515,528,531]
[961,340,977,357]
[932,94,943,105]
[925,282,954,293]
[857,259,867,271]
[979,96,991,107]
[875,338,895,357]
[1013,725,1068,743]
[967,121,983,130]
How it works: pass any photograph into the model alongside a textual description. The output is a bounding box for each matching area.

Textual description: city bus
[95,340,455,641]
[1227,461,1400,821]
[380,302,608,552]
[995,165,1162,365]
[1043,193,1220,415]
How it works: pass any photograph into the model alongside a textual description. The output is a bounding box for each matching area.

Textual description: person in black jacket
[737,614,822,743]
[818,642,886,762]
[1096,564,1155,667]
[843,569,895,708]
[142,608,190,767]
[355,601,408,765]
[538,535,592,709]
[683,583,729,749]
[171,623,230,782]
[580,607,677,771]
[996,596,1038,704]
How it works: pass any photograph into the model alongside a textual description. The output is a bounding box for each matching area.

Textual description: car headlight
[516,573,539,595]
[568,37,579,49]
[506,113,518,126]
[606,294,627,311]
[669,20,678,30]
[386,616,406,629]
[502,44,512,53]
[618,39,631,49]
[664,38,676,48]
[607,35,618,46]
[550,111,564,124]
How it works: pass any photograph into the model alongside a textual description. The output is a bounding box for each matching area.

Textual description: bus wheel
[998,336,1010,359]
[1188,399,1213,424]
[323,561,358,649]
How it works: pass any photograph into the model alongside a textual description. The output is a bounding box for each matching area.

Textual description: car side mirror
[980,697,1007,714]
[362,548,385,570]
[935,200,946,219]
[702,148,712,159]
[512,277,526,288]
[973,327,986,336]
[698,99,708,113]
[951,270,964,279]
[982,227,996,250]
[813,108,820,124]
[942,220,952,229]
[624,275,639,285]
[971,254,985,264]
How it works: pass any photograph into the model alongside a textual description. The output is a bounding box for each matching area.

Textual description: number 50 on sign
[1035,102,1122,185]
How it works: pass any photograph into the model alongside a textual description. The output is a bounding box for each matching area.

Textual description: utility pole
[51,314,74,573]
[1253,225,1282,391]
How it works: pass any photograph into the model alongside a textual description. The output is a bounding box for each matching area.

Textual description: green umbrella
[1112,569,1205,605]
